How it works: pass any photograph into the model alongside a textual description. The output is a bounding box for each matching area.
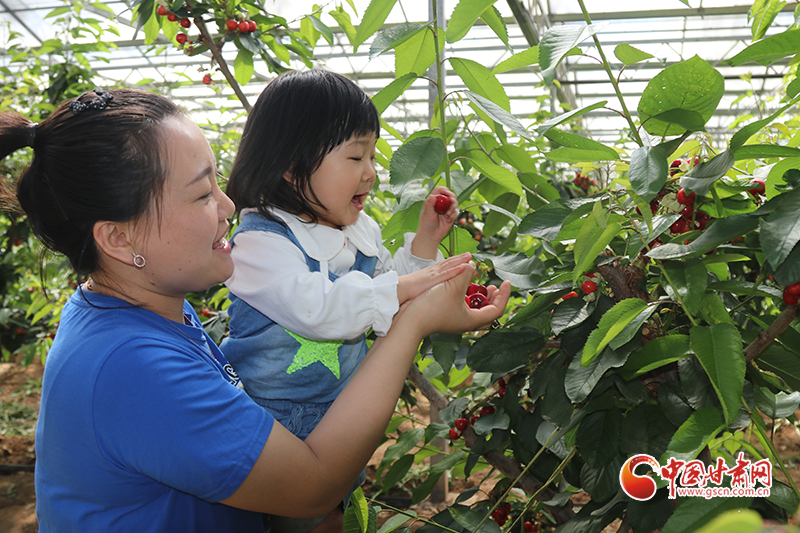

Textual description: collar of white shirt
[245,207,381,261]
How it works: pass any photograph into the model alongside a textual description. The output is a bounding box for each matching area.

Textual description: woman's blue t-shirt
[34,289,273,533]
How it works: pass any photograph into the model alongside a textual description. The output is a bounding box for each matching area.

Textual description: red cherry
[680,205,694,219]
[783,291,798,306]
[670,218,688,234]
[466,282,488,297]
[676,189,695,205]
[498,387,506,398]
[581,280,597,294]
[248,20,257,32]
[433,194,452,215]
[786,282,800,298]
[180,17,191,28]
[176,33,187,44]
[748,179,766,196]
[167,12,178,22]
[449,428,461,440]
[563,291,578,300]
[238,20,250,32]
[480,406,495,416]
[202,74,211,85]
[466,293,489,309]
[470,416,478,425]
[455,418,469,431]
[156,5,168,16]
[524,522,534,532]
[498,378,506,388]
[225,19,238,31]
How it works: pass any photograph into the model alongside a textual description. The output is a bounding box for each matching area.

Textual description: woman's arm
[220,262,511,516]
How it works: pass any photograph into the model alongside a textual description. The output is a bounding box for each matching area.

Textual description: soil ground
[4,361,800,532]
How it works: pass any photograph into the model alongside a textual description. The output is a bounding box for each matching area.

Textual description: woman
[0,88,510,532]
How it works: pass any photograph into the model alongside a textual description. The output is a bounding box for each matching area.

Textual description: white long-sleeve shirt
[225,207,442,340]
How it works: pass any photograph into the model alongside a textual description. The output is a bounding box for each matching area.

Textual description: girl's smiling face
[299,133,377,228]
[134,116,235,300]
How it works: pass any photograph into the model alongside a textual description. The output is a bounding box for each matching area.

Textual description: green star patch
[284,329,344,378]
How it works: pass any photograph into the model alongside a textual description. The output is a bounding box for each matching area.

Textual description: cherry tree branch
[185,0,251,112]
[407,365,575,524]
[744,305,800,363]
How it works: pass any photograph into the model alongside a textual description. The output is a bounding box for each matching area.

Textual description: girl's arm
[221,264,511,516]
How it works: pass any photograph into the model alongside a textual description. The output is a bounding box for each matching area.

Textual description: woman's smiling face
[134,116,235,298]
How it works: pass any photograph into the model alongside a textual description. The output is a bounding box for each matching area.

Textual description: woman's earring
[132,253,146,268]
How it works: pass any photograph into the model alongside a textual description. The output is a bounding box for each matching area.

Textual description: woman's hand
[410,186,458,260]
[400,262,511,338]
[396,252,472,305]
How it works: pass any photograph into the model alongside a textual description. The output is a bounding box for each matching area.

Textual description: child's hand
[396,252,472,305]
[411,187,458,260]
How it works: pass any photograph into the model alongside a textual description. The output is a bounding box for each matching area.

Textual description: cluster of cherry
[573,171,596,193]
[156,5,192,46]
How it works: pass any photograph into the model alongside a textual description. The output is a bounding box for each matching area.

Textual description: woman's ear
[282,170,294,185]
[93,221,136,267]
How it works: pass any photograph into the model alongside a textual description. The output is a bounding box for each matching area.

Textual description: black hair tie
[27,122,38,148]
[68,88,114,115]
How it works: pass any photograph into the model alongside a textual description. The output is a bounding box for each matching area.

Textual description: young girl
[1,87,510,532]
[222,69,459,531]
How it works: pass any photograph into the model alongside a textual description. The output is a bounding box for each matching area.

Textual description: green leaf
[395,26,442,77]
[536,101,607,137]
[449,506,502,533]
[735,144,800,159]
[581,298,649,366]
[381,428,425,464]
[451,57,510,111]
[679,149,736,196]
[389,137,446,188]
[696,292,736,326]
[518,197,597,241]
[467,328,544,373]
[480,6,508,48]
[565,346,628,402]
[446,0,498,44]
[329,6,358,46]
[647,214,759,260]
[750,0,787,41]
[308,15,334,45]
[662,258,707,316]
[477,251,541,289]
[690,324,745,424]
[727,28,800,66]
[377,509,416,533]
[662,406,726,463]
[344,487,369,533]
[381,454,414,490]
[661,496,753,533]
[573,221,623,287]
[143,2,161,44]
[614,43,654,65]
[551,297,594,337]
[354,0,399,50]
[371,73,417,114]
[576,409,622,467]
[638,55,724,137]
[753,385,800,419]
[760,188,800,269]
[467,154,523,196]
[629,145,668,202]
[620,335,691,379]
[493,46,539,74]
[439,397,470,427]
[464,91,531,140]
[620,404,674,459]
[545,129,619,161]
[233,50,254,85]
[369,22,425,59]
[609,304,659,350]
[729,96,800,153]
[539,23,607,85]
[581,458,623,502]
